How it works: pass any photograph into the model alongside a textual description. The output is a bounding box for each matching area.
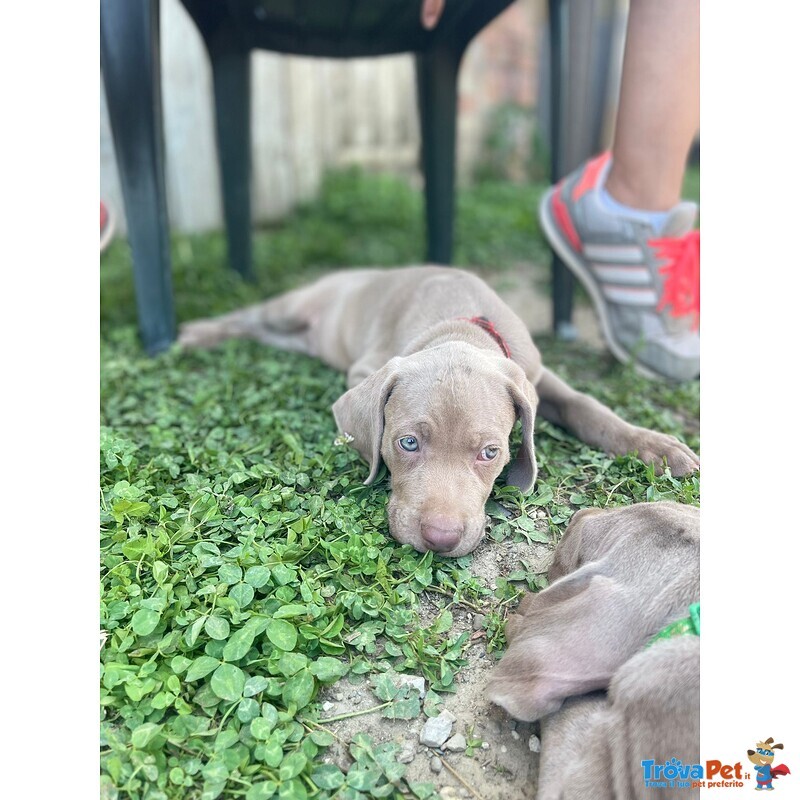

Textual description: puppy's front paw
[177,320,224,349]
[631,430,699,476]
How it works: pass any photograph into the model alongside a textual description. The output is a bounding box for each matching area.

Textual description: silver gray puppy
[180,267,699,557]
[488,502,700,799]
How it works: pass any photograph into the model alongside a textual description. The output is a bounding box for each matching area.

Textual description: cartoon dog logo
[747,738,791,790]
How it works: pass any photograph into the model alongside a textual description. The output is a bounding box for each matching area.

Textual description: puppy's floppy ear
[487,569,622,721]
[331,358,401,485]
[503,364,539,493]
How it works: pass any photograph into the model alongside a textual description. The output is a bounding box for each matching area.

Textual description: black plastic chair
[100,0,515,354]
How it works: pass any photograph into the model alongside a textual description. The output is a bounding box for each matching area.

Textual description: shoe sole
[539,186,662,380]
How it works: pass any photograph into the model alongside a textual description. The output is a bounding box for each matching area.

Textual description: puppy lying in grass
[180,267,699,556]
[488,502,700,799]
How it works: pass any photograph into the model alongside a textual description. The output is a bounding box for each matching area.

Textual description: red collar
[458,316,512,358]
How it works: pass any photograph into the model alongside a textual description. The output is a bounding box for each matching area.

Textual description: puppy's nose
[420,516,464,552]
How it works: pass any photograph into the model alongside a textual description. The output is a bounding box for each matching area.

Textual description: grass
[100,167,699,800]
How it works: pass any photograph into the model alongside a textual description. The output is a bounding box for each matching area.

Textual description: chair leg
[101,0,175,354]
[209,46,254,281]
[415,42,465,265]
[548,0,616,340]
[548,0,577,340]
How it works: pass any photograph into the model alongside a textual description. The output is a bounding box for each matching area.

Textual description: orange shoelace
[649,229,700,331]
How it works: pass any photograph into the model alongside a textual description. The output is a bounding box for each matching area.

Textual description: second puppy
[487,502,700,799]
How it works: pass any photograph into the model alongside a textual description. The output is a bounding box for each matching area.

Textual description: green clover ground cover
[100,168,699,800]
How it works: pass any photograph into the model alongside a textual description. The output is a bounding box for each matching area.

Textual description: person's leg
[538,0,700,381]
[605,0,700,212]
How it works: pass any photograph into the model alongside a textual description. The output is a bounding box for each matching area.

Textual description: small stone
[500,745,508,754]
[322,701,334,712]
[443,733,467,752]
[472,614,486,631]
[527,546,554,575]
[511,730,520,741]
[528,734,541,753]
[440,788,459,800]
[398,745,416,764]
[481,741,490,750]
[430,757,443,774]
[507,719,517,731]
[485,719,502,737]
[334,693,344,702]
[420,710,457,748]
[396,673,427,699]
[459,789,470,798]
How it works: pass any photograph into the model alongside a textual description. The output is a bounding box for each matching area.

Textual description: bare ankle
[605,163,681,212]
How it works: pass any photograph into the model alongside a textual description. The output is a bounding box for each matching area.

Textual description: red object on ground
[100,201,115,254]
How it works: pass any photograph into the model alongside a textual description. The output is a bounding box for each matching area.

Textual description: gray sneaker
[540,152,700,381]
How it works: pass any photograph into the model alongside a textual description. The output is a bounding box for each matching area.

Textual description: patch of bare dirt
[315,531,556,800]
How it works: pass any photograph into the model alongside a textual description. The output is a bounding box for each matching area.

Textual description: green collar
[647,603,700,647]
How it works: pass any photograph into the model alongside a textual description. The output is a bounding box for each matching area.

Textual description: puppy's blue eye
[479,446,500,461]
[398,436,418,452]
